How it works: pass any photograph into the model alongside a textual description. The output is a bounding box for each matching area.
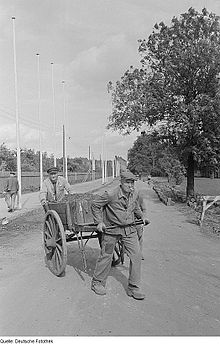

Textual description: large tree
[108,8,220,197]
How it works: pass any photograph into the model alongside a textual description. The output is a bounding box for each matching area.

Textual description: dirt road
[1,181,220,336]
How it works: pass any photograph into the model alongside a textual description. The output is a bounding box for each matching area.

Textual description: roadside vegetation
[0,143,94,173]
[108,8,220,199]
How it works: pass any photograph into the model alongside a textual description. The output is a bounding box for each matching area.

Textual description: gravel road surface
[1,180,220,336]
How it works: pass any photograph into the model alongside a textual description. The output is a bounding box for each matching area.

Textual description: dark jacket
[91,185,143,234]
[5,177,19,193]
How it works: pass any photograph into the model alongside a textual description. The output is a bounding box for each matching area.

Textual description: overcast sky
[0,0,219,160]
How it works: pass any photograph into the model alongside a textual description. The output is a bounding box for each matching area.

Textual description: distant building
[115,156,127,172]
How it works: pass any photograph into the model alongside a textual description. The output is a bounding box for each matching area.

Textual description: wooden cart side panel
[66,203,73,229]
[70,201,83,224]
[70,199,95,225]
[48,196,96,228]
[82,199,95,224]
[48,202,69,229]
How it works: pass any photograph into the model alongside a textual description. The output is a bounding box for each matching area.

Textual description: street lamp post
[104,159,107,183]
[112,158,115,178]
[88,145,92,180]
[36,53,43,189]
[12,17,21,209]
[101,135,105,184]
[92,153,95,180]
[51,62,56,167]
[62,80,68,180]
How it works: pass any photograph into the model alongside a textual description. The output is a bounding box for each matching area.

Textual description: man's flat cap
[47,167,59,174]
[120,170,137,181]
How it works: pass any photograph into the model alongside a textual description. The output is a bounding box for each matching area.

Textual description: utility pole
[88,145,91,180]
[51,62,56,167]
[12,17,21,209]
[62,81,68,180]
[62,124,66,179]
[36,53,43,189]
[101,158,105,184]
[88,145,91,161]
[104,159,107,183]
[112,158,115,178]
[115,156,120,177]
[92,153,95,180]
[101,135,105,184]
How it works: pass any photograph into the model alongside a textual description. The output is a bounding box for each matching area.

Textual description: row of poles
[37,56,68,187]
[12,17,68,208]
[12,17,22,209]
[88,145,121,184]
[11,17,121,210]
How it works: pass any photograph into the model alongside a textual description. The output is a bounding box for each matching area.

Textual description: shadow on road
[66,243,129,293]
[67,244,97,281]
[109,264,129,292]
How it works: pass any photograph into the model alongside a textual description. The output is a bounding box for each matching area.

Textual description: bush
[150,168,165,177]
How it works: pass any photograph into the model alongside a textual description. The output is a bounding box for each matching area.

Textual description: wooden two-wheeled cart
[43,194,138,276]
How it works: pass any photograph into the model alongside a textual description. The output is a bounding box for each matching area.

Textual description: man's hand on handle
[143,218,150,226]
[96,222,106,233]
[96,220,150,232]
[42,201,49,213]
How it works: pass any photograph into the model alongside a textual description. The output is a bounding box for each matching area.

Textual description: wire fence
[0,171,103,194]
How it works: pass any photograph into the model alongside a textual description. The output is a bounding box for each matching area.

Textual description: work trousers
[136,225,144,254]
[5,192,17,210]
[93,228,142,287]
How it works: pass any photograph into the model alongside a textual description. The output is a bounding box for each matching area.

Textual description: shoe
[91,281,106,295]
[127,285,145,300]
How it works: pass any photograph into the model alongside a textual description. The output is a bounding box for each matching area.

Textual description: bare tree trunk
[186,152,194,198]
[210,170,215,179]
[151,151,156,169]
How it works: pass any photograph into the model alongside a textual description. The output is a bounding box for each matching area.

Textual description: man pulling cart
[91,170,150,300]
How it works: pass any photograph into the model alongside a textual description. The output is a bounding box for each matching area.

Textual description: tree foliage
[127,131,164,175]
[158,151,185,185]
[127,131,185,183]
[0,144,16,171]
[108,8,220,196]
[67,157,90,172]
[0,143,93,173]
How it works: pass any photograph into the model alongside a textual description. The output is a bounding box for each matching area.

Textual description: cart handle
[78,219,144,232]
[105,219,144,230]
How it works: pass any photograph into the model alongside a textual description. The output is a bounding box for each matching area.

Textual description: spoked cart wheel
[43,210,67,276]
[112,239,125,266]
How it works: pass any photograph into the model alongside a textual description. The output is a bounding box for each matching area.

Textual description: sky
[0,0,219,161]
